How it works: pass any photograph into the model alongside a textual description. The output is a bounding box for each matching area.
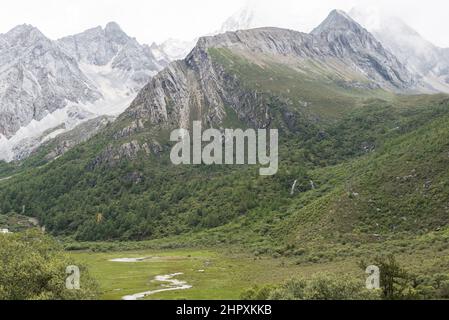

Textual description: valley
[68,235,449,300]
[1,6,449,301]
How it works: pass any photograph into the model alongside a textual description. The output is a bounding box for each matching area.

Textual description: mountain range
[1,9,449,245]
[220,4,449,93]
[0,22,172,162]
[129,10,418,135]
[2,6,449,163]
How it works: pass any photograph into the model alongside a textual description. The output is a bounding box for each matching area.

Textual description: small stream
[122,273,192,300]
[109,257,193,300]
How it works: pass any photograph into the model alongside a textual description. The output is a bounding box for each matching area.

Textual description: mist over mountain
[158,38,197,61]
[349,7,449,93]
[216,4,449,93]
[219,5,256,33]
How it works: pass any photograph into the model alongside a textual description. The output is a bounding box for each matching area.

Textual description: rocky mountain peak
[0,19,176,161]
[105,21,122,32]
[56,21,167,74]
[197,23,415,90]
[104,21,129,45]
[57,22,133,66]
[309,10,416,89]
[311,9,369,38]
[5,23,42,36]
[195,27,316,58]
[2,24,50,47]
[128,10,423,133]
[0,23,102,143]
[349,6,449,93]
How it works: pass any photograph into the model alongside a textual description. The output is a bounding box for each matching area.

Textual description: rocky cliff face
[0,22,168,162]
[40,115,114,161]
[0,25,101,139]
[311,10,416,89]
[58,22,129,66]
[349,7,449,93]
[126,11,419,132]
[58,22,167,88]
[127,31,275,132]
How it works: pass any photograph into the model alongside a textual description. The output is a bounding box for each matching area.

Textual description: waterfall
[310,180,316,190]
[291,180,298,195]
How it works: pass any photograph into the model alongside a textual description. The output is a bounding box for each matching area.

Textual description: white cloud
[0,0,448,47]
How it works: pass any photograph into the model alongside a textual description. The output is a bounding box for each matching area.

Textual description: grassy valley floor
[71,248,362,300]
[69,235,449,300]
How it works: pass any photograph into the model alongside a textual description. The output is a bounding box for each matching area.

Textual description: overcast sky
[0,0,448,47]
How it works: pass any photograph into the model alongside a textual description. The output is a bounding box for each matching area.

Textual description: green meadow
[70,248,356,300]
[69,236,449,300]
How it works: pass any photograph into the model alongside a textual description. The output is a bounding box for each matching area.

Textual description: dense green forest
[1,94,449,245]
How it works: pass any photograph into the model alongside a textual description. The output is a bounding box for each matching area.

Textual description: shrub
[0,229,98,300]
[242,273,380,300]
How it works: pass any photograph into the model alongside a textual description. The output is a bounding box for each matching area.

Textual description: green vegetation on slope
[0,229,98,300]
[0,39,448,301]
[0,48,448,253]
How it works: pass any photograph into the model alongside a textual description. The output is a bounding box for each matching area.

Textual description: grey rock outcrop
[311,10,416,89]
[0,22,169,162]
[126,11,419,131]
[350,7,449,93]
[0,24,101,138]
[58,22,168,88]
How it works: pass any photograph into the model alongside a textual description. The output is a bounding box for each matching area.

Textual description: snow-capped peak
[5,24,43,37]
[0,22,168,162]
[104,21,130,45]
[105,21,123,32]
[2,24,50,47]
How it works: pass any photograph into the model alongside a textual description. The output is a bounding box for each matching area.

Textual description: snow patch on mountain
[0,92,135,161]
[0,24,102,139]
[79,62,138,115]
[0,22,159,162]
